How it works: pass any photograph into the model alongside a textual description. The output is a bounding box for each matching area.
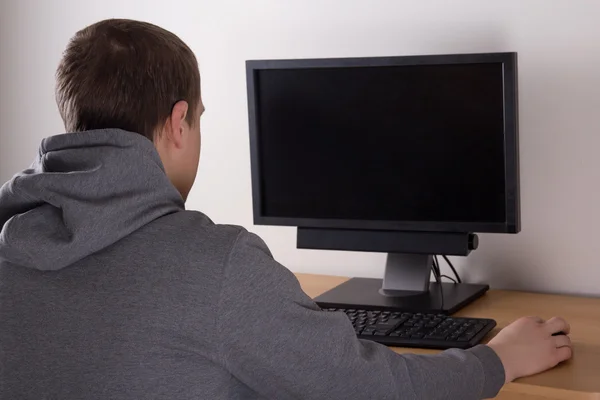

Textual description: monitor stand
[313,253,489,314]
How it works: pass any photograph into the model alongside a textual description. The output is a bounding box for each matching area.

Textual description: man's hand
[488,316,573,383]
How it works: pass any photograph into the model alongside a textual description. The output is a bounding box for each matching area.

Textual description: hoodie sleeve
[217,231,505,400]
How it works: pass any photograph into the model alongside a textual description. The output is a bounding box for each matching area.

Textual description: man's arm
[216,231,505,400]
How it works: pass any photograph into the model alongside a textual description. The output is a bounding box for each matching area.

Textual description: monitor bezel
[246,52,520,234]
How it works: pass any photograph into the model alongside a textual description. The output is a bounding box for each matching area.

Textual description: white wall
[1,0,599,296]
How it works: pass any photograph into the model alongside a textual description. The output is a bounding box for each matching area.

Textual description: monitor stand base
[314,277,489,314]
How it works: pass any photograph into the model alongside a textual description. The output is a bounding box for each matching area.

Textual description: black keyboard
[324,307,496,350]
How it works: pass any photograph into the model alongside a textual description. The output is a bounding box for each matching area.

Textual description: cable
[440,274,457,284]
[442,255,462,283]
[431,257,439,280]
[431,256,441,280]
[431,256,444,312]
[434,255,445,282]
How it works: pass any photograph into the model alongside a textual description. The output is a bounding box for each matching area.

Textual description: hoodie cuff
[468,345,506,398]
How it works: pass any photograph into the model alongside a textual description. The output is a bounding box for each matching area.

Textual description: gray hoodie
[0,129,505,399]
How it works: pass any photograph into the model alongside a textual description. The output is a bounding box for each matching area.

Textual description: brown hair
[55,19,201,140]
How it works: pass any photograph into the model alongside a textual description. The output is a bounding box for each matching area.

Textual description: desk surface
[296,273,600,400]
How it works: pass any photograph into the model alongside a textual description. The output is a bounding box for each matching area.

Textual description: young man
[0,19,572,400]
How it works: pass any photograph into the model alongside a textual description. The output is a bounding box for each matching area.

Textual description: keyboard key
[379,316,406,327]
[414,326,431,334]
[373,318,406,333]
[426,333,448,340]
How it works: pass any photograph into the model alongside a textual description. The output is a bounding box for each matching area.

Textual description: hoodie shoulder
[153,212,286,283]
[141,210,249,269]
[157,210,246,242]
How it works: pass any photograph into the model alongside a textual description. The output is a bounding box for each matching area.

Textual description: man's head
[55,19,203,200]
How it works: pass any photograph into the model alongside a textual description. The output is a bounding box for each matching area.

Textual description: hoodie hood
[0,129,184,271]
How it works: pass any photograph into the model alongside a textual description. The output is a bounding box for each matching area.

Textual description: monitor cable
[431,256,444,311]
[441,255,462,283]
[431,256,441,281]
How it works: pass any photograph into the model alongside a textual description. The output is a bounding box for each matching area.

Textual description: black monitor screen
[253,62,508,225]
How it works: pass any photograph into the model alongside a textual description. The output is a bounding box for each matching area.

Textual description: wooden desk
[297,273,600,400]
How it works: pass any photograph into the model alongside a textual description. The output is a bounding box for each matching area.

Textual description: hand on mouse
[487,316,573,383]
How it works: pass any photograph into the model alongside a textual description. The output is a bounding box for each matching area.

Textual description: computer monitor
[246,52,520,314]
